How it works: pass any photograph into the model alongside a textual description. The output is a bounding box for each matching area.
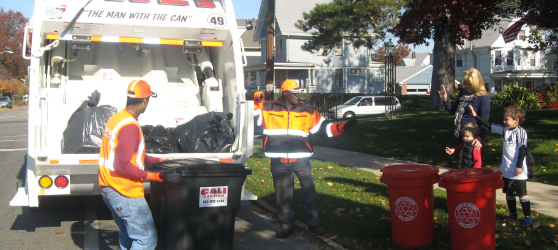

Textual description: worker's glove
[341,119,357,131]
[146,172,164,182]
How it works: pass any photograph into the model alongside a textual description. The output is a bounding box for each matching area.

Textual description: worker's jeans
[101,187,157,250]
[270,158,320,231]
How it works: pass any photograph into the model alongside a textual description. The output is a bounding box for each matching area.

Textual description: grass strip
[245,146,558,250]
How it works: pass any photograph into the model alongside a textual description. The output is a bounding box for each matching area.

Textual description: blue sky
[0,0,433,53]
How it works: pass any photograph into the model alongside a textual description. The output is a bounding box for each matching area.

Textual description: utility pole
[265,0,275,101]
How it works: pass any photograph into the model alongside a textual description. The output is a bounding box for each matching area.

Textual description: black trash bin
[148,159,252,250]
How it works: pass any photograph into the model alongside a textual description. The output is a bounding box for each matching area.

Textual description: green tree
[295,0,406,55]
[392,0,506,109]
[511,0,558,53]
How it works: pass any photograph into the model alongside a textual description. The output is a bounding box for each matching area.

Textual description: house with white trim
[456,18,558,93]
[396,52,433,95]
[245,0,385,94]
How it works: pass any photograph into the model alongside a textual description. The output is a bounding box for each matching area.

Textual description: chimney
[412,52,416,59]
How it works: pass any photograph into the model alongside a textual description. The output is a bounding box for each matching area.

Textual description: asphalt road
[1,107,318,250]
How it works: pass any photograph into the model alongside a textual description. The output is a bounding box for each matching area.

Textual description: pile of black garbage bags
[62,91,235,154]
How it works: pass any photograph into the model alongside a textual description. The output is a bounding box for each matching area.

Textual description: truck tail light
[195,0,216,8]
[39,176,53,189]
[54,176,69,188]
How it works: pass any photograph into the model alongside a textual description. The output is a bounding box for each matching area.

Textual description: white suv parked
[328,96,401,119]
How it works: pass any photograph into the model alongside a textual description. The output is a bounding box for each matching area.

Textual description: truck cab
[11,0,254,208]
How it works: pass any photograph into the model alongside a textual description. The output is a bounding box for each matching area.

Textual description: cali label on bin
[395,197,418,221]
[199,186,228,207]
[455,202,481,228]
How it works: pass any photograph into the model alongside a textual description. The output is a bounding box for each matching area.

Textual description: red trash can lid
[440,168,502,182]
[380,164,438,179]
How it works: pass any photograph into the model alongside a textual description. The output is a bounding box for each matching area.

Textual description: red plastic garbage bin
[439,168,504,250]
[380,164,440,248]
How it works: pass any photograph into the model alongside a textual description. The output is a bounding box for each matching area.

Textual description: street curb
[253,198,348,250]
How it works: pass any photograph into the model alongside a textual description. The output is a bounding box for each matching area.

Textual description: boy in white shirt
[470,104,532,226]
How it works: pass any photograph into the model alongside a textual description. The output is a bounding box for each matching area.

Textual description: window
[317,47,326,56]
[456,53,463,67]
[495,79,503,92]
[374,97,386,106]
[359,98,373,106]
[507,50,514,66]
[530,52,536,66]
[334,40,344,56]
[517,30,525,41]
[494,51,501,65]
[349,68,362,75]
[275,38,283,58]
[334,69,343,88]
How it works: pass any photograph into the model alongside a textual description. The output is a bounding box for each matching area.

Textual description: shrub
[535,82,558,110]
[491,83,540,112]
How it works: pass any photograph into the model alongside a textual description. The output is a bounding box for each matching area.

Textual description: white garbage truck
[11,0,254,208]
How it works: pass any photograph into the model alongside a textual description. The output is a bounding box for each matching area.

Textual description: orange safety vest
[261,98,327,158]
[99,110,147,198]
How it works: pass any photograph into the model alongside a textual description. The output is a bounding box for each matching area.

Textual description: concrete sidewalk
[312,146,558,218]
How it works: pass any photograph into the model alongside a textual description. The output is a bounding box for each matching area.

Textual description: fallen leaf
[240,229,246,233]
[434,217,437,220]
[352,239,358,243]
[327,182,334,186]
[549,224,555,228]
[336,208,346,212]
[380,215,390,221]
[525,240,531,246]
[533,223,540,229]
[327,166,333,169]
[328,235,338,240]
[56,232,66,235]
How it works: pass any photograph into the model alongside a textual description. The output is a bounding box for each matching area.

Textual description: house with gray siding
[246,0,384,94]
[456,18,558,93]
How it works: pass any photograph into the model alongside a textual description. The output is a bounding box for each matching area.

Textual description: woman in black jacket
[439,68,491,148]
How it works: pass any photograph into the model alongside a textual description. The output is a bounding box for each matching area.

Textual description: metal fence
[300,93,358,121]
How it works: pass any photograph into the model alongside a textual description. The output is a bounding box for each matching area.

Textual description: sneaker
[505,214,518,222]
[523,217,533,227]
[275,229,294,238]
[309,226,326,236]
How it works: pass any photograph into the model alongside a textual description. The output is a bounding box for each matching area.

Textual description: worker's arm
[114,125,163,182]
[311,111,357,137]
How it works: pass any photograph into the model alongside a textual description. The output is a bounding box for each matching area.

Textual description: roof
[402,52,431,66]
[458,19,513,49]
[237,19,260,49]
[396,65,432,84]
[255,0,332,40]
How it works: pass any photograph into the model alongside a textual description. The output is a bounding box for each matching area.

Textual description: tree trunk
[430,31,456,110]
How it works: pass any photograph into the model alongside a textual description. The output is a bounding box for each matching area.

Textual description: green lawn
[245,146,558,250]
[314,110,558,186]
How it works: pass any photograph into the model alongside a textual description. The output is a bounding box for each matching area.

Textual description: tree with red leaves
[391,0,505,109]
[0,8,29,81]
[370,44,411,66]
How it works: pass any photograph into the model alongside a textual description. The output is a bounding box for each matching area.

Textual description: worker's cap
[254,91,265,101]
[281,80,301,94]
[127,80,157,99]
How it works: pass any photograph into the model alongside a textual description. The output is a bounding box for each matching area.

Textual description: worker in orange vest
[99,79,165,250]
[260,79,357,238]
[253,90,265,125]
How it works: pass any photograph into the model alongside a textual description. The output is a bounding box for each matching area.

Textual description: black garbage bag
[142,125,179,154]
[172,112,235,153]
[62,90,117,154]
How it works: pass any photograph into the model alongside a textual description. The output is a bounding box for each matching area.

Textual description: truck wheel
[343,112,355,119]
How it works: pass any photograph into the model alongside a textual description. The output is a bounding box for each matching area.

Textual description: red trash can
[439,168,504,250]
[380,164,440,248]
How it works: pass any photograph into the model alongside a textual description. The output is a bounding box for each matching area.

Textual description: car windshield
[0,97,7,101]
[343,97,362,105]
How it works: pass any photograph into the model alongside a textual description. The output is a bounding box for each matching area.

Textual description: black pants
[270,158,320,230]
